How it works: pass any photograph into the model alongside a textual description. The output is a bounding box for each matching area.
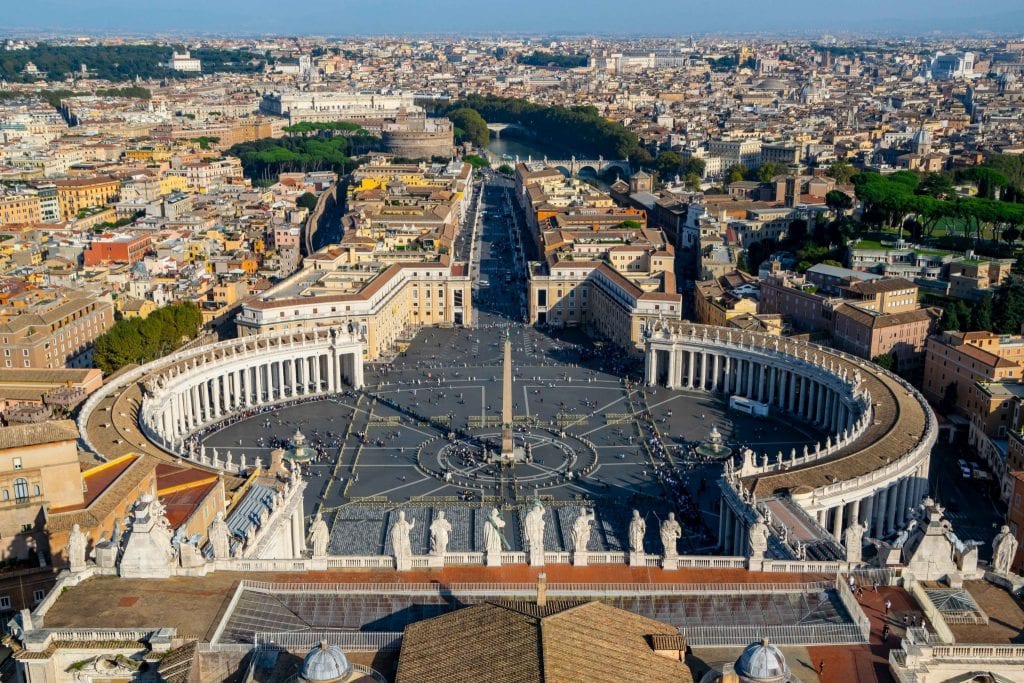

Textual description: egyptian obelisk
[500,327,514,458]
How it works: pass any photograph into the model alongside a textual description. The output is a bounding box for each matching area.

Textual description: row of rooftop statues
[381,503,685,561]
[61,485,1020,576]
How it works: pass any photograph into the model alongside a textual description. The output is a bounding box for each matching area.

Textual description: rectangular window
[33,589,45,603]
[0,596,10,610]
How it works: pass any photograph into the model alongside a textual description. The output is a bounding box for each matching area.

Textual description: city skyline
[4,0,1024,36]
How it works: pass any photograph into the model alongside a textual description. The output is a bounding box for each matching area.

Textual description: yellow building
[0,194,42,226]
[54,176,120,221]
[0,420,82,561]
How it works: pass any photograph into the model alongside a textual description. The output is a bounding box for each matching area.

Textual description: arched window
[13,478,29,501]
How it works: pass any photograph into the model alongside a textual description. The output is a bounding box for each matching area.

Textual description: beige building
[0,421,82,561]
[922,331,1024,411]
[0,294,115,369]
[831,304,938,370]
[53,176,120,221]
[694,271,760,328]
[236,260,472,361]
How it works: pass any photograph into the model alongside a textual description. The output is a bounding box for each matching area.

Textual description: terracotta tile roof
[0,419,79,451]
[395,600,693,683]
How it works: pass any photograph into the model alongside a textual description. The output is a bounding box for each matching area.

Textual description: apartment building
[922,331,1024,409]
[0,193,42,226]
[0,294,114,369]
[82,232,152,267]
[53,176,120,221]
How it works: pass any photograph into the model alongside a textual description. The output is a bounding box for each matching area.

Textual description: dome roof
[735,639,791,682]
[301,641,352,683]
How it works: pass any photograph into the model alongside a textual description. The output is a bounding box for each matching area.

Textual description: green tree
[826,160,858,185]
[654,151,682,181]
[726,164,747,184]
[940,303,961,332]
[972,293,994,332]
[296,192,318,211]
[916,173,955,200]
[497,164,514,175]
[446,108,490,148]
[684,173,702,191]
[872,353,895,371]
[825,190,853,215]
[1003,226,1021,244]
[757,162,784,183]
[93,302,203,374]
[993,278,1024,334]
[681,157,706,178]
[463,154,490,169]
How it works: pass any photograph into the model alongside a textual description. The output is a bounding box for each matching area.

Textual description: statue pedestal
[308,557,328,571]
[486,550,502,567]
[394,555,412,572]
[94,544,117,569]
[529,549,545,567]
[746,557,765,572]
[629,552,645,567]
[661,556,679,570]
[572,551,588,567]
[426,554,445,569]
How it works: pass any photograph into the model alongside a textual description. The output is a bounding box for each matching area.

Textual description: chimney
[536,572,547,608]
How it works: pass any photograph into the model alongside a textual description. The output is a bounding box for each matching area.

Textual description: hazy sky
[5,0,1024,35]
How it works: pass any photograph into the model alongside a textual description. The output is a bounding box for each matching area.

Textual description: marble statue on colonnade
[748,513,770,561]
[629,509,646,554]
[843,521,867,564]
[67,524,88,573]
[524,501,546,565]
[992,525,1019,575]
[571,508,595,553]
[389,511,415,571]
[309,512,330,558]
[660,513,682,559]
[429,511,452,556]
[208,512,231,560]
[484,508,506,566]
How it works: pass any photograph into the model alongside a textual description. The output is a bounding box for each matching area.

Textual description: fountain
[694,424,733,460]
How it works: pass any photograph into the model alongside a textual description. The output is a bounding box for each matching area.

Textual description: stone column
[873,486,888,537]
[312,354,321,393]
[846,500,859,525]
[723,356,732,393]
[861,495,874,535]
[758,363,767,402]
[645,349,656,386]
[816,509,826,527]
[712,354,721,392]
[895,477,910,527]
[292,508,305,558]
[327,352,337,392]
[798,377,807,417]
[885,483,899,535]
[746,361,755,398]
[667,350,678,390]
[353,351,364,389]
[767,367,776,406]
[788,372,797,412]
[831,505,844,542]
[733,516,743,555]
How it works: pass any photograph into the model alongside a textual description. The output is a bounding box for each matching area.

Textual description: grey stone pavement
[203,182,821,554]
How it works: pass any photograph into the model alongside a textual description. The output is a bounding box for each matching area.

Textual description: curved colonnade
[78,328,365,468]
[645,323,937,552]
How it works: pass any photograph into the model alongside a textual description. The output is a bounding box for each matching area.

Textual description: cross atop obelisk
[500,326,514,458]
